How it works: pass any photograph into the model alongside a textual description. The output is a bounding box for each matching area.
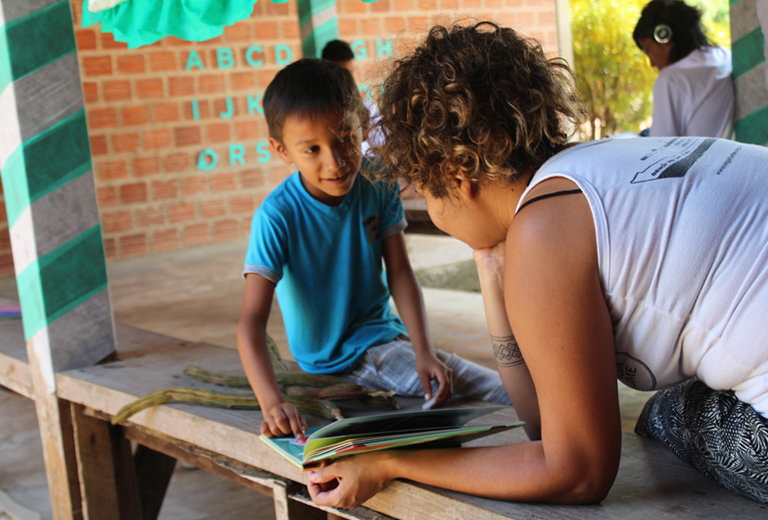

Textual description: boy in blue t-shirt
[237,58,509,441]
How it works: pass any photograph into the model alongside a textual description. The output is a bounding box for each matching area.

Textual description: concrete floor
[0,234,649,519]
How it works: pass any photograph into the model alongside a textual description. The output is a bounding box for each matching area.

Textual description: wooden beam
[133,444,177,520]
[0,2,117,518]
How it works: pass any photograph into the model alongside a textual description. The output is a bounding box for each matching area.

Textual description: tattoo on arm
[491,335,525,367]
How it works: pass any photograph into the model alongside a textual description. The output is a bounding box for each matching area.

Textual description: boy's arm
[474,244,541,440]
[237,273,307,439]
[382,232,453,405]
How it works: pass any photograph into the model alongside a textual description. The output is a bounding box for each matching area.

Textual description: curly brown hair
[371,22,585,197]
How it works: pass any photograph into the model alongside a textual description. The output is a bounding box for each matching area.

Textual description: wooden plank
[272,480,326,520]
[52,324,768,520]
[133,444,176,520]
[0,319,31,398]
[26,340,82,520]
[70,403,141,520]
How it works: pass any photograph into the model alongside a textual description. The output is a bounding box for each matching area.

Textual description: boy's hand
[416,353,453,407]
[261,402,308,441]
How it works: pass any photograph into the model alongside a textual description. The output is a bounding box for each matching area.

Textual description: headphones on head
[653,23,673,44]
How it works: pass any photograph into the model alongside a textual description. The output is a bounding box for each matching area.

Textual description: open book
[260,405,524,470]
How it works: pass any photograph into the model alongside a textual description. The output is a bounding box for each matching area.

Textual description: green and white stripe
[730,0,768,145]
[0,0,115,392]
[297,0,338,58]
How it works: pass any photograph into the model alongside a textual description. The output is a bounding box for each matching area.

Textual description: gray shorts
[342,339,511,405]
[635,378,768,503]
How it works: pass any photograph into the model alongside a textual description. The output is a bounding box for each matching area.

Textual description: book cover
[260,405,524,470]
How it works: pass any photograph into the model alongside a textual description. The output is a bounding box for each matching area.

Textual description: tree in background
[570,0,730,139]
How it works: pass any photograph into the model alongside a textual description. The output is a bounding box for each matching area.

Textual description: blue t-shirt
[244,160,408,374]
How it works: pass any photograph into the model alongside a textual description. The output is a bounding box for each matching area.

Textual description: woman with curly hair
[633,0,734,137]
[307,21,768,507]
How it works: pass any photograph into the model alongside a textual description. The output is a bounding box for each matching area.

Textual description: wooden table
[2,319,767,519]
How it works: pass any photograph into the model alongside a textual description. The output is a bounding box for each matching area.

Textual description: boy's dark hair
[263,58,368,143]
[321,39,355,62]
[373,22,585,198]
[633,0,711,63]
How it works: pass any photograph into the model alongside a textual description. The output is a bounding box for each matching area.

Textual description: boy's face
[270,111,363,206]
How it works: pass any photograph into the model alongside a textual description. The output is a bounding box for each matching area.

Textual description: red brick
[182,223,212,246]
[152,102,181,123]
[211,172,237,192]
[200,198,226,218]
[169,76,195,97]
[121,105,150,126]
[205,123,231,143]
[199,74,227,94]
[224,22,252,42]
[82,82,99,103]
[90,135,108,155]
[169,201,197,223]
[82,56,112,77]
[152,179,179,200]
[117,55,146,74]
[152,228,182,252]
[75,28,97,50]
[229,194,255,215]
[183,99,210,120]
[213,218,241,240]
[133,157,161,177]
[252,21,279,39]
[361,18,382,34]
[103,80,132,102]
[174,126,202,147]
[101,209,133,233]
[144,129,173,150]
[120,233,148,257]
[136,206,165,227]
[394,0,413,9]
[100,31,127,50]
[338,19,358,37]
[240,168,266,188]
[0,253,13,276]
[97,160,128,181]
[343,0,367,13]
[149,51,178,72]
[96,186,117,207]
[372,0,391,11]
[119,182,149,204]
[230,71,256,90]
[136,78,165,99]
[103,237,117,259]
[417,0,437,8]
[282,20,299,40]
[112,132,140,153]
[182,176,209,196]
[234,121,260,140]
[212,98,237,118]
[87,107,117,130]
[162,153,191,173]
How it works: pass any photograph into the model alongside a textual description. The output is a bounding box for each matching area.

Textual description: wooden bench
[2,317,767,520]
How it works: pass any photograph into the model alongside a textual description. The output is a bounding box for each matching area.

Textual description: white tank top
[521,137,768,415]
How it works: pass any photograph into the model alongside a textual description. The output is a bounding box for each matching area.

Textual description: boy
[237,58,509,440]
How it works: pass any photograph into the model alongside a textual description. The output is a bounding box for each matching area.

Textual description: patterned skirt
[635,378,768,503]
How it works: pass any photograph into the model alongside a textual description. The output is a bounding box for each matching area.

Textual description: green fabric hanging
[81,0,260,48]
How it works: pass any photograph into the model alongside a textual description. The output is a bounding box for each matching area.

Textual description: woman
[633,0,734,137]
[306,22,768,508]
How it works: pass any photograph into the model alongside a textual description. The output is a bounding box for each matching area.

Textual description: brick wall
[0,0,559,277]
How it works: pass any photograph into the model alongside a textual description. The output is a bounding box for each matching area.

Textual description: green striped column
[0,0,115,393]
[297,0,338,58]
[730,0,768,145]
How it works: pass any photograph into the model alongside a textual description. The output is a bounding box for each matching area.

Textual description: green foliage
[571,0,657,138]
[570,0,731,139]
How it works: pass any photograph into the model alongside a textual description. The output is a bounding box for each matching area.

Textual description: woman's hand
[308,453,396,509]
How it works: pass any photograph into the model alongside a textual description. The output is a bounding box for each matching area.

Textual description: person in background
[321,39,382,151]
[306,22,768,508]
[633,0,734,138]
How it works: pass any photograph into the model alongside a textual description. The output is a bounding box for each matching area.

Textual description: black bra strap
[516,189,582,215]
